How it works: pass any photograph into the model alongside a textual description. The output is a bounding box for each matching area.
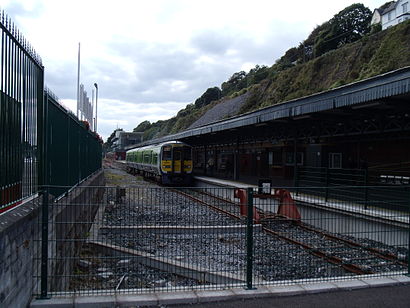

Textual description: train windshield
[162,146,172,160]
[173,150,182,160]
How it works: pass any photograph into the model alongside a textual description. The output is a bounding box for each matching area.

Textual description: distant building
[372,1,410,30]
[112,131,143,159]
[371,8,383,25]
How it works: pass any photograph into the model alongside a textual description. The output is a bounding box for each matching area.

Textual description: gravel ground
[105,228,347,281]
[70,245,202,291]
[264,220,408,273]
[71,165,408,291]
[102,187,242,227]
[100,167,347,283]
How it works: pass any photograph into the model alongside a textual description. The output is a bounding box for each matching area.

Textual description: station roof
[136,66,410,148]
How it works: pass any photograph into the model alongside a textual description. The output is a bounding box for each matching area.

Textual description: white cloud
[1,0,384,140]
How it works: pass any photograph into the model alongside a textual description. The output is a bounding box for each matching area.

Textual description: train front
[160,142,193,185]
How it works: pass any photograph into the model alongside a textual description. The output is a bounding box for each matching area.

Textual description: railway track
[170,187,407,276]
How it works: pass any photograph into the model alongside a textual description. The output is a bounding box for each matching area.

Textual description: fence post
[294,165,299,196]
[408,189,410,276]
[325,167,330,202]
[364,169,369,210]
[246,187,255,289]
[40,188,49,299]
[39,77,49,299]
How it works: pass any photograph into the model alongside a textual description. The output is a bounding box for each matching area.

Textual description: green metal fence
[34,184,409,297]
[45,90,102,198]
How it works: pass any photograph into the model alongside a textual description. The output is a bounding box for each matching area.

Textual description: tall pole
[77,42,81,118]
[91,89,94,131]
[94,83,98,133]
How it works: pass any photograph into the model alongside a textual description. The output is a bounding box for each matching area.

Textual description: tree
[221,71,247,96]
[247,65,269,84]
[133,120,152,132]
[194,87,222,108]
[333,3,372,44]
[314,4,372,56]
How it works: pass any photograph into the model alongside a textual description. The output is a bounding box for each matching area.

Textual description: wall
[0,170,104,308]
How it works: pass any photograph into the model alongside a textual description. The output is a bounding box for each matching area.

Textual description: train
[125,141,193,185]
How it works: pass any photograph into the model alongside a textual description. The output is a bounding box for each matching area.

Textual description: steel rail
[170,187,406,276]
[194,189,407,268]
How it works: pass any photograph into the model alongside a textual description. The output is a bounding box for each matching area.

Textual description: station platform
[193,175,410,227]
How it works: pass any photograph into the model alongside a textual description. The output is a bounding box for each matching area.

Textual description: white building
[374,0,410,30]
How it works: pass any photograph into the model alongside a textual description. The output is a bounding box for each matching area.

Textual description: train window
[144,152,152,164]
[152,153,158,165]
[162,147,172,160]
[174,150,182,160]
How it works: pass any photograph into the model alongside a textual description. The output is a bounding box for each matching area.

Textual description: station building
[142,67,410,187]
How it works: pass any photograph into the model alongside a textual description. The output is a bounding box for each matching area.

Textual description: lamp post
[94,83,98,133]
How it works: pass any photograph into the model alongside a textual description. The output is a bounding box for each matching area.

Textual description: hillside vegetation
[241,20,410,113]
[105,4,410,149]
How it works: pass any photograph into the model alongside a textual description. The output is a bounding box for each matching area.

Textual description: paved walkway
[31,275,410,307]
[171,283,410,308]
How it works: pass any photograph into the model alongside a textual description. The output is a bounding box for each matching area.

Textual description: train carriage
[126,141,193,185]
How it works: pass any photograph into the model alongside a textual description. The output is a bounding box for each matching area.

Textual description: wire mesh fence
[296,167,410,211]
[34,183,410,297]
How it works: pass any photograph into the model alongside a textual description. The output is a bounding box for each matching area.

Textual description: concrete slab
[267,284,307,296]
[115,294,158,307]
[361,277,398,287]
[195,289,236,303]
[74,295,115,308]
[30,297,74,308]
[391,275,410,284]
[89,241,245,284]
[230,286,271,298]
[301,282,337,293]
[156,291,198,305]
[332,279,369,290]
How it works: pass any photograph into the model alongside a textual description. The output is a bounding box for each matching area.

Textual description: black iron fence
[34,185,409,297]
[0,12,102,212]
[0,12,43,211]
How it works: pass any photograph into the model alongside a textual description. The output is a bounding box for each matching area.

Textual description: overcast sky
[1,0,383,140]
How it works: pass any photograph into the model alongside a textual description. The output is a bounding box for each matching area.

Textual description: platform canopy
[134,66,410,148]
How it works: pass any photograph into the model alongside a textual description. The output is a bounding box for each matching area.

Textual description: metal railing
[296,167,410,211]
[0,11,43,212]
[0,12,102,212]
[44,90,102,198]
[34,184,410,297]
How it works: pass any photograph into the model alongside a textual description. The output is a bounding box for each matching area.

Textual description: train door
[173,147,182,173]
[183,146,193,173]
[161,146,172,173]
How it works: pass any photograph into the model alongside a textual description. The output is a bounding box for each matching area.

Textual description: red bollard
[234,188,260,223]
[274,189,301,221]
